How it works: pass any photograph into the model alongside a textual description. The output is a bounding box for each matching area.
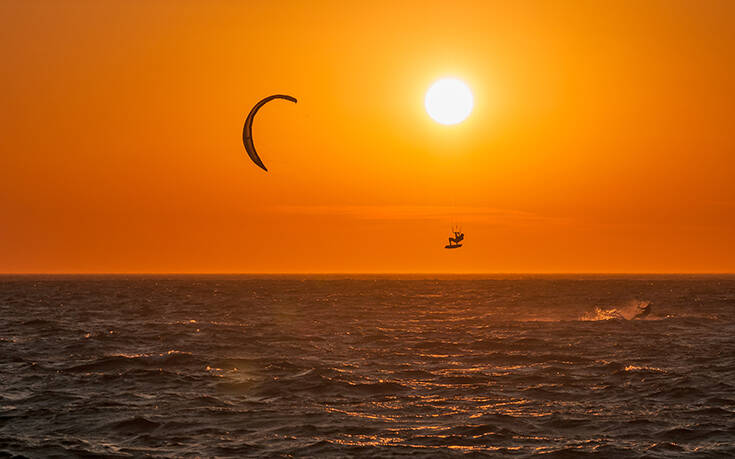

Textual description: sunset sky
[2,1,734,273]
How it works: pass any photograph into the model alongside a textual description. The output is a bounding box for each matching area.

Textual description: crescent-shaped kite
[242,94,297,172]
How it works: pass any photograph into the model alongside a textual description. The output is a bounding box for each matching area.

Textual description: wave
[101,416,160,434]
[65,350,201,373]
[621,365,667,374]
[251,369,410,398]
[655,426,731,443]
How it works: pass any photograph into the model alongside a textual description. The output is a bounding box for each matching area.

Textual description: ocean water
[1,275,734,458]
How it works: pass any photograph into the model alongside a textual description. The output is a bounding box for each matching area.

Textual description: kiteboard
[444,244,463,249]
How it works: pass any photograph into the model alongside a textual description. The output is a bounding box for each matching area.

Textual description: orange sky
[2,1,734,273]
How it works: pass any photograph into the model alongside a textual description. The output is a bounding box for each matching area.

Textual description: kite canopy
[242,94,297,172]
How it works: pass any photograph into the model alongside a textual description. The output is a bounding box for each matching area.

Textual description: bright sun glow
[425,78,474,125]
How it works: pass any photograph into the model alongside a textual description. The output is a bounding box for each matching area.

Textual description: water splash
[580,300,651,321]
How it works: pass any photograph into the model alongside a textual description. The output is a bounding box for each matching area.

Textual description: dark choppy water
[1,275,735,457]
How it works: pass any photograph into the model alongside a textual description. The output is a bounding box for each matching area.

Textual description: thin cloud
[274,205,564,227]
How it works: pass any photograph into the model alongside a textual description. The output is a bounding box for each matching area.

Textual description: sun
[425,78,473,125]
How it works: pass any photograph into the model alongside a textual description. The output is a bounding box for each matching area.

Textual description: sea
[1,275,734,458]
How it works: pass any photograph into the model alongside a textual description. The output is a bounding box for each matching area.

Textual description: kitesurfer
[632,303,652,319]
[448,231,464,247]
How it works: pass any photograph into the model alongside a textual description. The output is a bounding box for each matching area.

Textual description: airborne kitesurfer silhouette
[445,228,464,249]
